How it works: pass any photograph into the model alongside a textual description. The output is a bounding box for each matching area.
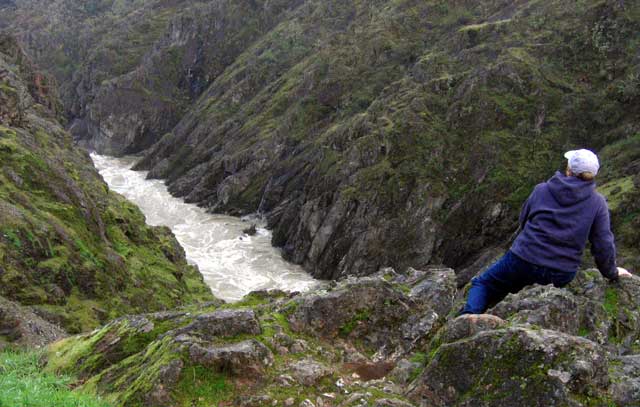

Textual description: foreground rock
[408,326,609,406]
[43,269,640,406]
[45,268,455,406]
[490,269,640,352]
[287,267,457,356]
[610,355,640,406]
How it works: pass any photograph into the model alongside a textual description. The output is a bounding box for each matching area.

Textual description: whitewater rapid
[91,153,319,302]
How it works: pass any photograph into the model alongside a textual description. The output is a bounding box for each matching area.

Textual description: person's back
[461,149,631,315]
[511,172,617,280]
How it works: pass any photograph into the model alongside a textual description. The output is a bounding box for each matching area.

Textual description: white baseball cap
[564,149,600,175]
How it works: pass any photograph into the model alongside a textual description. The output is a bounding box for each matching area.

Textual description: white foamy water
[91,153,319,302]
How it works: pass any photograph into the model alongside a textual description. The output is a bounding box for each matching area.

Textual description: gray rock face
[288,278,408,343]
[407,267,457,317]
[436,314,507,344]
[40,268,640,406]
[373,399,416,407]
[289,358,331,386]
[145,358,184,406]
[287,268,457,354]
[389,359,422,386]
[489,270,640,351]
[489,285,607,341]
[172,309,261,340]
[408,327,609,407]
[610,355,640,406]
[188,339,273,376]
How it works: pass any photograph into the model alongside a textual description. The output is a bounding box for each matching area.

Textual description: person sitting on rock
[461,149,633,314]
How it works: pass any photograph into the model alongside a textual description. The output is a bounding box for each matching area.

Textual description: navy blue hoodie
[511,171,618,280]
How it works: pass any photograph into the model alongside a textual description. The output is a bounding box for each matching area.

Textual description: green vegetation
[3,0,638,276]
[0,38,213,335]
[0,349,111,407]
[174,365,233,407]
[339,309,370,337]
[603,287,619,317]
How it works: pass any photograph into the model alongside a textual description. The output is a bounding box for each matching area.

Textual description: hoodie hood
[547,171,596,206]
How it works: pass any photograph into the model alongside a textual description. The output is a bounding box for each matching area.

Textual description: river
[91,153,319,302]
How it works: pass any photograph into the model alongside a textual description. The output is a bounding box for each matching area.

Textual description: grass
[174,364,233,407]
[0,348,111,407]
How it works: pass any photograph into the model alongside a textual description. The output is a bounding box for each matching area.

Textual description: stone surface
[287,269,456,355]
[490,270,640,350]
[287,278,410,348]
[188,339,273,376]
[172,309,261,340]
[43,268,640,406]
[437,314,507,344]
[144,358,184,406]
[407,267,457,317]
[407,327,609,407]
[373,399,416,407]
[609,355,640,406]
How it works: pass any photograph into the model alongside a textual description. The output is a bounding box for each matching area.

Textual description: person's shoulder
[592,191,609,209]
[532,182,548,194]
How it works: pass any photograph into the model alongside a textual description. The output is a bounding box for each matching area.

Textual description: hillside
[0,33,213,337]
[1,2,639,406]
[1,0,638,281]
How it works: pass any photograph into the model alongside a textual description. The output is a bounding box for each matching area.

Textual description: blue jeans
[462,251,576,314]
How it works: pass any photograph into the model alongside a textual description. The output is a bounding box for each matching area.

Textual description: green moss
[47,328,111,375]
[600,177,634,211]
[220,292,273,309]
[2,228,22,248]
[280,300,300,316]
[173,365,233,407]
[339,309,370,337]
[603,287,619,317]
[578,327,590,337]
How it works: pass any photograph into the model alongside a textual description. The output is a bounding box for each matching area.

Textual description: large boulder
[288,358,332,386]
[489,285,609,344]
[286,267,457,355]
[407,326,610,407]
[489,270,640,352]
[171,309,261,340]
[188,339,273,377]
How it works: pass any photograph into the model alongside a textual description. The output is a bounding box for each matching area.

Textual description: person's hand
[617,267,633,278]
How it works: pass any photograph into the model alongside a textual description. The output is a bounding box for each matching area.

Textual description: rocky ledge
[44,266,639,406]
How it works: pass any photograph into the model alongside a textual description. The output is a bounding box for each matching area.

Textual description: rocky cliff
[45,267,640,406]
[2,1,639,281]
[0,33,213,339]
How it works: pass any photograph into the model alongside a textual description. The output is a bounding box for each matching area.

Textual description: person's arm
[518,188,535,229]
[589,199,618,280]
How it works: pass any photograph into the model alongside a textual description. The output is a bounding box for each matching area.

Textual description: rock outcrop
[43,267,640,406]
[45,268,458,406]
[409,325,609,407]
